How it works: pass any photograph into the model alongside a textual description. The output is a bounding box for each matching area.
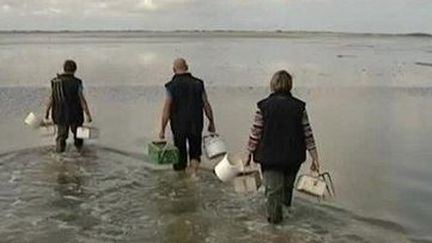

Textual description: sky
[0,0,431,33]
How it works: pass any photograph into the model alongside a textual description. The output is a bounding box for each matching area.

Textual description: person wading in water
[159,58,216,177]
[245,70,320,224]
[45,60,93,153]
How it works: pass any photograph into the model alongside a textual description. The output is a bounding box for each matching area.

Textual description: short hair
[270,70,292,93]
[63,60,77,73]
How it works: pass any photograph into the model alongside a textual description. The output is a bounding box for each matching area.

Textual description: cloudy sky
[0,0,431,33]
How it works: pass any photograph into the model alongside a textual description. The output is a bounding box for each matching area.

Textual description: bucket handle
[40,124,57,137]
[319,172,336,198]
[152,140,170,161]
[79,125,98,130]
[238,162,261,177]
[299,171,336,200]
[203,133,219,139]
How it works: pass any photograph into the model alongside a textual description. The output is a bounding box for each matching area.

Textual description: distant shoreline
[0,30,430,38]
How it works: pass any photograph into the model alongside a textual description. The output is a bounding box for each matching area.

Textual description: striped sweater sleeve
[247,108,317,153]
[302,109,317,152]
[247,109,264,153]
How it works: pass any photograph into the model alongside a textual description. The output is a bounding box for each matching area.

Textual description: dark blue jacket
[254,92,306,170]
[165,73,205,135]
[51,74,84,125]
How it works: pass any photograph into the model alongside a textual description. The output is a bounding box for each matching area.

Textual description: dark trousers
[172,132,202,171]
[56,124,83,153]
[263,165,301,224]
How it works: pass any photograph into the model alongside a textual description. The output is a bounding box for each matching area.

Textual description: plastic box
[232,170,262,193]
[148,142,179,165]
[76,126,99,139]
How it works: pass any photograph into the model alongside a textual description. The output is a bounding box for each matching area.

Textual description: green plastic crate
[148,142,179,165]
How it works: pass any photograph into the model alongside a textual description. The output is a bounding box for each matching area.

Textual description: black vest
[51,74,84,125]
[254,92,306,169]
[165,73,205,135]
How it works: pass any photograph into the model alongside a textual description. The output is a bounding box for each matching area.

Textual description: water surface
[1,32,432,242]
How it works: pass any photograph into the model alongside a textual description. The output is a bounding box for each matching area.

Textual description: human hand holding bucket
[24,112,44,129]
[242,151,252,167]
[296,166,336,200]
[203,133,227,159]
[152,139,167,145]
[42,118,54,127]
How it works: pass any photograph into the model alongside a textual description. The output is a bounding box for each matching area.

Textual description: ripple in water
[0,146,410,243]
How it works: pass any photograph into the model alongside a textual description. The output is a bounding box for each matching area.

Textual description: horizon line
[0,29,431,37]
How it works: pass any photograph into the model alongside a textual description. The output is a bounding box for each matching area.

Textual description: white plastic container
[76,126,99,139]
[233,172,261,193]
[39,125,56,137]
[296,174,327,197]
[24,112,43,129]
[214,154,243,183]
[203,133,227,159]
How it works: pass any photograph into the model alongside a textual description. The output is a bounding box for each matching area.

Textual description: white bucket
[39,125,56,137]
[214,154,243,183]
[296,174,327,197]
[203,134,227,159]
[24,112,43,129]
[233,171,261,193]
[76,126,99,139]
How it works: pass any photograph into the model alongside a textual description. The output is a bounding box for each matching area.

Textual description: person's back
[45,60,93,153]
[160,58,216,174]
[245,70,319,225]
[165,73,204,135]
[51,73,84,125]
[255,92,306,169]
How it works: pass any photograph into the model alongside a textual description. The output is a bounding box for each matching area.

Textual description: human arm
[45,80,54,120]
[79,91,92,123]
[202,91,216,133]
[244,108,264,165]
[159,93,173,140]
[45,96,52,120]
[302,109,320,172]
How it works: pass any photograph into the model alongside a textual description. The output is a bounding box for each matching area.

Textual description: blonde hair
[270,70,292,93]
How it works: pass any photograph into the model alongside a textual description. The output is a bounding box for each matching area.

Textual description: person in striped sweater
[244,70,320,224]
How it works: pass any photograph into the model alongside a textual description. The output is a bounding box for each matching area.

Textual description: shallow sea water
[0,145,410,243]
[1,32,432,242]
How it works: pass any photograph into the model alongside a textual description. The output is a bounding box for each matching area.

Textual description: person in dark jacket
[245,70,320,224]
[45,60,93,153]
[159,58,216,176]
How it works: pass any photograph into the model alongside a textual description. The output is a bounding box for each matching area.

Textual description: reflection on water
[0,32,431,87]
[0,146,411,243]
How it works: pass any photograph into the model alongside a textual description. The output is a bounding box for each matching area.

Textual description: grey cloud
[0,0,431,33]
[0,0,197,16]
